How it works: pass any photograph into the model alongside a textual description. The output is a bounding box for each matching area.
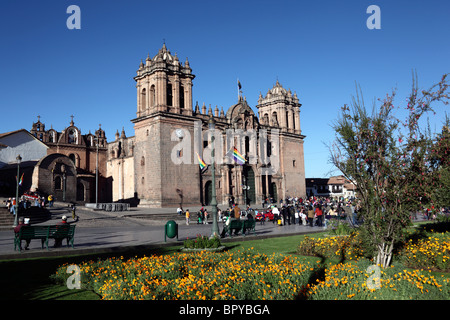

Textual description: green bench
[243,219,256,235]
[226,219,243,237]
[48,225,76,249]
[14,225,76,252]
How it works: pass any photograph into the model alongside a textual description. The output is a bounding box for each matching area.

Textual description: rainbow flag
[232,147,246,165]
[16,173,24,186]
[196,153,207,171]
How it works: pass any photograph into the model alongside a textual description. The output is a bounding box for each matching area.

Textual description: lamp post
[13,155,22,227]
[208,116,219,238]
[62,168,66,202]
[94,135,99,207]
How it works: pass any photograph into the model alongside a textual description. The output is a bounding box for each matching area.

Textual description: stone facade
[29,117,108,203]
[107,45,306,208]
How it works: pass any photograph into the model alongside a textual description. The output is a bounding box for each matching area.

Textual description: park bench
[14,226,51,252]
[14,224,76,252]
[243,219,256,235]
[48,225,76,249]
[226,219,243,237]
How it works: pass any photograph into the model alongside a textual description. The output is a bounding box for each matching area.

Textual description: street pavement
[0,203,325,259]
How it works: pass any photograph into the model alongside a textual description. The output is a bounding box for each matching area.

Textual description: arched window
[286,111,290,129]
[55,176,62,190]
[272,112,278,126]
[263,113,269,125]
[69,154,77,166]
[141,88,147,111]
[292,111,296,130]
[167,83,173,106]
[141,156,145,166]
[68,129,77,144]
[150,85,155,107]
[180,84,185,109]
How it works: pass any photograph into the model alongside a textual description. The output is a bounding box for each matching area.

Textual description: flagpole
[13,155,22,227]
[237,78,239,100]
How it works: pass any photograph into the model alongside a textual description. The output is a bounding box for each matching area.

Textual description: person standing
[307,205,315,227]
[294,210,299,225]
[233,204,241,219]
[48,194,54,208]
[185,209,190,225]
[315,205,323,227]
[204,209,208,224]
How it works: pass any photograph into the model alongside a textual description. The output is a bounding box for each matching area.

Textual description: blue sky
[0,0,449,178]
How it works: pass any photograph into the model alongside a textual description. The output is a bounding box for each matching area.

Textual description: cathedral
[107,44,306,208]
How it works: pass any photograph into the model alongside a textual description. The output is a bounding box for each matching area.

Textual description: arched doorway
[243,166,256,205]
[76,182,85,201]
[270,182,277,203]
[204,181,212,206]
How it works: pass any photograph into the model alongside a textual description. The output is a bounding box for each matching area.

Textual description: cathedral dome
[153,43,174,63]
[268,80,288,96]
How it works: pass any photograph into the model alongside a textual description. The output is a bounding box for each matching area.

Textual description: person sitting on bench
[54,216,69,248]
[14,217,31,250]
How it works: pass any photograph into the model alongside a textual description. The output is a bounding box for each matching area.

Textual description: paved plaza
[0,202,325,259]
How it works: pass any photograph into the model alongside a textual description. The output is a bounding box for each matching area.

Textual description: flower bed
[306,260,450,300]
[51,229,450,300]
[297,233,365,261]
[398,232,450,272]
[52,249,319,300]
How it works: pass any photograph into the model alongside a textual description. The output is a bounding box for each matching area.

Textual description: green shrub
[183,235,221,249]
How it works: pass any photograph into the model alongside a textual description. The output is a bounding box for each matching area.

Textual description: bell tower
[256,80,301,134]
[256,80,306,200]
[131,45,200,207]
[134,44,195,118]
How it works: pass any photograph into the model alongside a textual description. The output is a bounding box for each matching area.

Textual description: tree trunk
[375,241,394,268]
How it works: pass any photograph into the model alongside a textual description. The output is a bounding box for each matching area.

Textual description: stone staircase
[0,206,51,228]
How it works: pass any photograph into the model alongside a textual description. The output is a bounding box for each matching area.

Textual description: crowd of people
[175,196,361,238]
[3,193,55,216]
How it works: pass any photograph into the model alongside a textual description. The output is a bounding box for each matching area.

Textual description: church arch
[204,180,212,206]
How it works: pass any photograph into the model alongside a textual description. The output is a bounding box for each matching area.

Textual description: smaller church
[28,116,109,203]
[0,116,109,203]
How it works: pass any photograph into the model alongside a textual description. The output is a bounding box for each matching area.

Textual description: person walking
[48,194,54,208]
